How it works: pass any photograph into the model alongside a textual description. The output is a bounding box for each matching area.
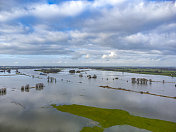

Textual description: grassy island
[34,69,61,73]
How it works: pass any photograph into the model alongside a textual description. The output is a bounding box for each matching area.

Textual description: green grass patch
[52,104,176,132]
[80,126,103,132]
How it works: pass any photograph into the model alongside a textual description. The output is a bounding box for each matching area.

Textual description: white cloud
[0,24,29,33]
[31,1,88,18]
[0,1,89,22]
[84,1,176,33]
[102,51,117,59]
[92,0,127,8]
[85,54,90,59]
[0,9,27,22]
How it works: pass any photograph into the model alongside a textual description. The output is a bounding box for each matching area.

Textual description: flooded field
[0,68,176,132]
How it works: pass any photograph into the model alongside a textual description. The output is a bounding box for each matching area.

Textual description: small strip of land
[99,86,176,99]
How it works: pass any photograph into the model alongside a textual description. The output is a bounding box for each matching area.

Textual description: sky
[0,0,176,66]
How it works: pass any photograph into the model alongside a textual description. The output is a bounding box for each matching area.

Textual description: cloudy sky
[0,0,176,66]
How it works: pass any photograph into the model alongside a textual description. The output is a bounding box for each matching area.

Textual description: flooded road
[0,68,176,132]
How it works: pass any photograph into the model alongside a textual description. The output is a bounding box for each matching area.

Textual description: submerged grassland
[51,104,176,132]
[94,67,176,77]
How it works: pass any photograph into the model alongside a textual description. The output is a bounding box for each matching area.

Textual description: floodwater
[0,68,176,132]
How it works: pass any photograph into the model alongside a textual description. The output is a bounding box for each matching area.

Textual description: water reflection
[36,87,44,91]
[104,125,150,132]
[0,88,6,96]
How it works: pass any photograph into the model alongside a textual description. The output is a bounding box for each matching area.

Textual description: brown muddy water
[0,68,176,132]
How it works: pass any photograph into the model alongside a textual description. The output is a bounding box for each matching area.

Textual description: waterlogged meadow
[0,68,176,132]
[52,104,176,132]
